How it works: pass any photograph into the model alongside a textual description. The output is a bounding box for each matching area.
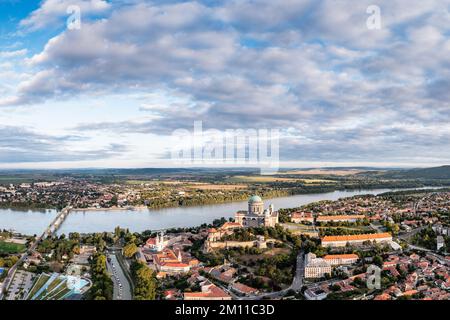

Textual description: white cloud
[0,49,27,58]
[1,0,450,165]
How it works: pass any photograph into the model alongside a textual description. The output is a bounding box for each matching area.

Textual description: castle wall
[206,241,256,250]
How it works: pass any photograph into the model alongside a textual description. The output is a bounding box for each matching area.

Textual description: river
[0,187,441,235]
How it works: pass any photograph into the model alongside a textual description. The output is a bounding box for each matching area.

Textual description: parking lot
[6,270,35,300]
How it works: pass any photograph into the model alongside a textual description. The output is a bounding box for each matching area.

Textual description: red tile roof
[323,254,358,260]
[232,282,258,294]
[317,215,365,221]
[322,233,392,242]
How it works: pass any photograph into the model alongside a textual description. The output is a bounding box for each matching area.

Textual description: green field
[26,274,51,299]
[0,241,26,254]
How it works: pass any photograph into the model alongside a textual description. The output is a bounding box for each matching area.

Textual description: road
[290,252,305,291]
[107,254,132,300]
[398,225,426,241]
[407,244,431,252]
[406,244,448,264]
[398,225,447,264]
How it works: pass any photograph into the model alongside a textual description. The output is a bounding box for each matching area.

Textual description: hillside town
[1,189,450,300]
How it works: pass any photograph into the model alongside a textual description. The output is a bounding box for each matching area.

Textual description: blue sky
[0,0,449,169]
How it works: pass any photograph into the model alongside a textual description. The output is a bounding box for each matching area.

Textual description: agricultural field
[227,175,336,185]
[297,179,337,184]
[278,169,366,176]
[186,183,247,190]
[125,180,157,185]
[227,175,300,183]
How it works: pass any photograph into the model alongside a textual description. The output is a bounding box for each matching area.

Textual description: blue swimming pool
[0,267,5,275]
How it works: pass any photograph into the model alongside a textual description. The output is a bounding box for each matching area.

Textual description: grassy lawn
[26,274,51,300]
[283,222,372,232]
[281,223,319,237]
[48,286,71,300]
[317,225,373,232]
[36,277,65,300]
[0,241,26,254]
[45,277,64,293]
[282,222,315,231]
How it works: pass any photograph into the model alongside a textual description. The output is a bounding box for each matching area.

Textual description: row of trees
[0,255,18,268]
[130,261,157,300]
[88,254,114,300]
[318,227,375,237]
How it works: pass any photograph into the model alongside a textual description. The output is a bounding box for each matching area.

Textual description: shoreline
[71,205,148,212]
[0,185,448,213]
[67,185,450,212]
[1,186,448,236]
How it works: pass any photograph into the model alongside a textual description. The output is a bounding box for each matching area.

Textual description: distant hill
[376,165,450,179]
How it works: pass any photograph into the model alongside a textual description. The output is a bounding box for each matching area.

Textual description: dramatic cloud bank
[0,0,449,166]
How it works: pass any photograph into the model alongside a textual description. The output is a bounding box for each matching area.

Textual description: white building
[234,195,279,228]
[437,236,445,251]
[304,253,332,279]
[323,254,359,266]
[145,231,168,252]
[321,233,392,248]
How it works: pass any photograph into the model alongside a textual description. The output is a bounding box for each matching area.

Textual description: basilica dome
[248,195,262,203]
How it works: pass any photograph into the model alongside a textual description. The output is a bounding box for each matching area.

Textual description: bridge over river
[43,206,72,239]
[0,206,71,300]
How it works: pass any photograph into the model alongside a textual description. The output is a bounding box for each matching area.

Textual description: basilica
[234,195,279,228]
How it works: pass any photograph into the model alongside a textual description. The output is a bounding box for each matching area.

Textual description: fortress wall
[207,241,256,250]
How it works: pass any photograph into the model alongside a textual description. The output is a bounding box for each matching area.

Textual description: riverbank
[1,186,446,236]
[1,182,448,212]
[57,187,445,235]
[71,205,148,212]
[74,183,450,212]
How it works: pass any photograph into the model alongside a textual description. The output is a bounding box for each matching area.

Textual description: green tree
[89,254,113,300]
[123,242,138,258]
[373,255,383,267]
[131,261,156,300]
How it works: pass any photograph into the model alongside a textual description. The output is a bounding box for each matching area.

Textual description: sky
[0,0,449,169]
